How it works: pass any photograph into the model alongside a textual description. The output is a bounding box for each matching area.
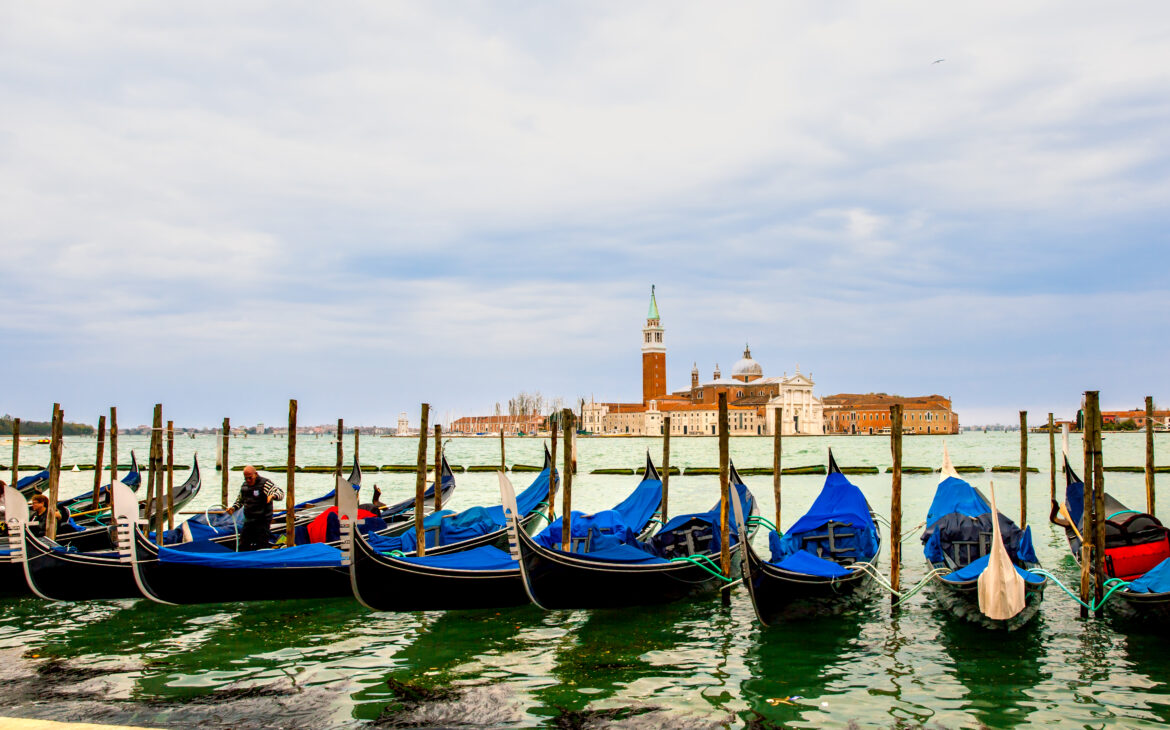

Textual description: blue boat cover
[1066,477,1084,530]
[535,509,640,553]
[158,542,343,568]
[940,553,1045,584]
[16,470,48,489]
[773,549,852,578]
[391,544,517,571]
[926,476,990,528]
[770,471,878,565]
[609,476,663,530]
[367,510,455,553]
[579,543,668,564]
[1127,557,1170,594]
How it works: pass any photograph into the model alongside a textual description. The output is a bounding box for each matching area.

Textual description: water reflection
[740,609,866,727]
[935,612,1048,729]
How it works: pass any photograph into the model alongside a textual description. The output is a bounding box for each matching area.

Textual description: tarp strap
[747,515,778,533]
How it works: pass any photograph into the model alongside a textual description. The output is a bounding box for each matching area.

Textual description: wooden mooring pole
[147,404,162,534]
[108,408,117,511]
[499,428,506,471]
[1079,393,1095,618]
[773,417,782,531]
[549,414,558,522]
[166,420,175,531]
[662,416,671,522]
[415,404,429,556]
[1048,412,1056,509]
[10,418,19,492]
[153,406,165,539]
[286,399,297,546]
[91,415,106,510]
[354,427,360,471]
[718,392,731,607]
[561,410,574,553]
[45,404,62,540]
[1146,396,1156,516]
[889,403,904,604]
[220,418,230,508]
[433,425,443,512]
[1019,410,1028,529]
[1091,392,1106,618]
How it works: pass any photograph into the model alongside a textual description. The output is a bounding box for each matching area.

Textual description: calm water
[2,431,1168,728]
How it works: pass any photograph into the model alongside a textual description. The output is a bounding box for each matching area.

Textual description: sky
[1,1,1168,429]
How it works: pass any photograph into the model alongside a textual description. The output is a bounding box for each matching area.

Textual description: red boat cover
[306,506,377,544]
[1106,535,1170,581]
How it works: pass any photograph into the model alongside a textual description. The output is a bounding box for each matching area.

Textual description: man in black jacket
[227,465,284,551]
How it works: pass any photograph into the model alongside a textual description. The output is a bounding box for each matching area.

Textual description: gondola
[512,461,757,611]
[346,453,665,612]
[1052,455,1170,618]
[126,480,353,605]
[1,484,32,598]
[922,447,1046,630]
[10,481,144,601]
[365,446,559,556]
[55,456,203,553]
[732,450,881,623]
[14,470,49,497]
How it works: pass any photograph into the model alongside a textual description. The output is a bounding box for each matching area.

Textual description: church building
[583,288,825,436]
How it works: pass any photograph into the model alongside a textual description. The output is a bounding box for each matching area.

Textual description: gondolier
[227,466,284,551]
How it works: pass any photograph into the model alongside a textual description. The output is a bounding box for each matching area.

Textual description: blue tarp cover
[1066,478,1085,531]
[1127,557,1170,594]
[922,514,1038,566]
[579,543,668,564]
[771,471,878,565]
[158,542,343,568]
[773,549,853,578]
[609,477,663,530]
[16,471,48,489]
[940,553,1045,584]
[926,476,990,528]
[391,544,517,571]
[535,509,639,552]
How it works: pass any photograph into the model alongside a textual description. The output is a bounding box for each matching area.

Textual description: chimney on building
[713,363,721,380]
[691,362,699,390]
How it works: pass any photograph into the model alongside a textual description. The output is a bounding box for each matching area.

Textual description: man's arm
[263,479,285,503]
[227,488,244,514]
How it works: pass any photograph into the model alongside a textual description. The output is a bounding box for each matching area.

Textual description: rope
[1106,510,1141,521]
[849,561,904,597]
[872,514,892,528]
[747,515,778,533]
[670,554,733,582]
[900,521,926,542]
[1028,569,1131,612]
[892,569,950,607]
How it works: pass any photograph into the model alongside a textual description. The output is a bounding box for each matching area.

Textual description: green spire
[647,285,659,320]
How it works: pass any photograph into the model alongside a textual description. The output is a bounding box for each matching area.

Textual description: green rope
[670,554,733,582]
[1029,569,1131,612]
[645,517,663,526]
[747,515,778,533]
[388,550,406,557]
[1106,510,1141,521]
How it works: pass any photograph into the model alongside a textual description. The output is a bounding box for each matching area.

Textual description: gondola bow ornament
[977,482,1025,620]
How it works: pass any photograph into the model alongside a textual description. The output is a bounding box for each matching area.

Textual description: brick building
[449,414,546,436]
[823,393,959,435]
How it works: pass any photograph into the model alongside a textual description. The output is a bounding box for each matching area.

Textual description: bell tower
[641,285,666,403]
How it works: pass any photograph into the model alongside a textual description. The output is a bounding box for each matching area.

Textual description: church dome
[731,344,762,379]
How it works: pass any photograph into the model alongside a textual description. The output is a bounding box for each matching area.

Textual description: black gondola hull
[132,528,350,605]
[927,560,1046,630]
[0,559,30,598]
[743,544,875,623]
[22,529,140,601]
[351,529,527,611]
[516,526,742,610]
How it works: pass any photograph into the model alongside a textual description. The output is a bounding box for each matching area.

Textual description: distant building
[449,414,546,436]
[823,393,959,435]
[582,288,825,435]
[1101,409,1170,428]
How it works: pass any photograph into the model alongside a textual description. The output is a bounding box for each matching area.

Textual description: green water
[2,432,1169,728]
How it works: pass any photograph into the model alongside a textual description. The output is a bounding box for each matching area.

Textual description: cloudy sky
[2,2,1167,428]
